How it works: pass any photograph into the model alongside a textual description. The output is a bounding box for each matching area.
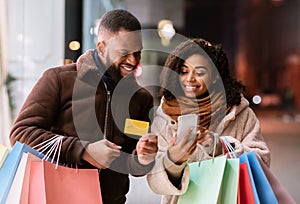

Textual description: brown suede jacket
[10,49,154,204]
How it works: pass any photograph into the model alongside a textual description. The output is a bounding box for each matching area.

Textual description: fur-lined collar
[76,49,99,79]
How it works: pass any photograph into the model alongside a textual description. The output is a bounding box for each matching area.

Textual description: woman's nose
[186,71,195,82]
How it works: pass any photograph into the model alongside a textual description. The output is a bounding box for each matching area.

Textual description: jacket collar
[76,49,99,79]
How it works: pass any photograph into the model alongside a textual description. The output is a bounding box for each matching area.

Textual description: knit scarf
[161,91,228,130]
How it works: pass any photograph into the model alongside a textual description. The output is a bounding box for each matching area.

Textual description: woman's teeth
[185,85,197,91]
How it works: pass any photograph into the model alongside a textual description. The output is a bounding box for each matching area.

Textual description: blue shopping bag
[0,142,44,204]
[246,151,278,204]
[239,151,279,204]
[239,153,260,204]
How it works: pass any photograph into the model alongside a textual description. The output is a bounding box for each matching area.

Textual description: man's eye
[133,51,141,57]
[119,51,129,56]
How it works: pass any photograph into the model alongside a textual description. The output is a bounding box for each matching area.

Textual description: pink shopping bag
[29,159,102,204]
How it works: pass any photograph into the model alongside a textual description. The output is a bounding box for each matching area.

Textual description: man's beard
[105,64,122,83]
[104,53,122,83]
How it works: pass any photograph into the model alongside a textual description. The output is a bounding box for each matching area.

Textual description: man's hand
[136,134,158,165]
[82,139,121,169]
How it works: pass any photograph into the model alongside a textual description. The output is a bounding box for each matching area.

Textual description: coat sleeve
[9,68,87,164]
[146,114,190,195]
[222,107,271,167]
[127,150,155,176]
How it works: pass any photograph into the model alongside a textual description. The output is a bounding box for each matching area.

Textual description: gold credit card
[124,118,149,136]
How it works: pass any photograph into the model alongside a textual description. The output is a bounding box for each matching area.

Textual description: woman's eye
[180,70,188,75]
[196,72,205,76]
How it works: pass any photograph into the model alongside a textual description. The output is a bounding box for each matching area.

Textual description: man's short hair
[98,9,141,36]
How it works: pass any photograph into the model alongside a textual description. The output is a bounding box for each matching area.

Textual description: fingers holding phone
[196,125,215,147]
[167,114,198,164]
[176,114,198,144]
[168,129,197,165]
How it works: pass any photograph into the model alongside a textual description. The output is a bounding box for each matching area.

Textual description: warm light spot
[69,41,80,51]
[158,19,176,46]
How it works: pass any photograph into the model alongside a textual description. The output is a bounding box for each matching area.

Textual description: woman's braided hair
[160,38,246,107]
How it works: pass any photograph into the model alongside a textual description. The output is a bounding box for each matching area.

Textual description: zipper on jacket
[98,82,110,174]
[100,77,111,140]
[103,89,111,140]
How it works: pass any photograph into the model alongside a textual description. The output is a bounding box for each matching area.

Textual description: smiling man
[10,9,158,204]
[96,12,143,78]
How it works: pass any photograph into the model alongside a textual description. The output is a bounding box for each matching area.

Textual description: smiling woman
[147,38,271,204]
[179,54,213,98]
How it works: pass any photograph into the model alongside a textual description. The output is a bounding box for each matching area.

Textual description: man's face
[97,30,143,77]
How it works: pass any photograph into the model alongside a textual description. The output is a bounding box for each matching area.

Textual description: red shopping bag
[237,162,256,204]
[29,159,102,204]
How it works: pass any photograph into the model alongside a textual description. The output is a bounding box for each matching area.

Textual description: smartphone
[176,113,198,144]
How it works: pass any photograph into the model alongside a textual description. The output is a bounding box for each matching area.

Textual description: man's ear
[97,41,105,56]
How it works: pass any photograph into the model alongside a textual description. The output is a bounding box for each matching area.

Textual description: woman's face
[179,54,214,98]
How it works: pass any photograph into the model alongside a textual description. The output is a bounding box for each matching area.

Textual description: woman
[147,38,270,204]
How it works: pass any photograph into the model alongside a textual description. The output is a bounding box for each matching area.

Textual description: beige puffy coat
[147,96,270,204]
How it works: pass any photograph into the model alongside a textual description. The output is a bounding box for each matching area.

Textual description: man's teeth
[123,66,133,71]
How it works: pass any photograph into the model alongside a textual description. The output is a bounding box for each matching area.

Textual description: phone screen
[176,113,198,144]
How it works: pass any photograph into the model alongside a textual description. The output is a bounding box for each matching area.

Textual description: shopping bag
[178,155,227,204]
[256,153,296,204]
[239,153,260,204]
[220,137,279,204]
[0,144,10,169]
[217,158,239,204]
[220,136,256,204]
[246,151,278,204]
[6,152,41,204]
[218,137,239,204]
[29,159,102,204]
[238,162,256,204]
[0,142,44,204]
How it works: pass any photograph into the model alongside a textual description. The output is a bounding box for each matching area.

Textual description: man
[10,9,158,204]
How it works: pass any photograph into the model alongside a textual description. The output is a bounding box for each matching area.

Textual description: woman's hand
[196,125,215,147]
[168,128,198,165]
